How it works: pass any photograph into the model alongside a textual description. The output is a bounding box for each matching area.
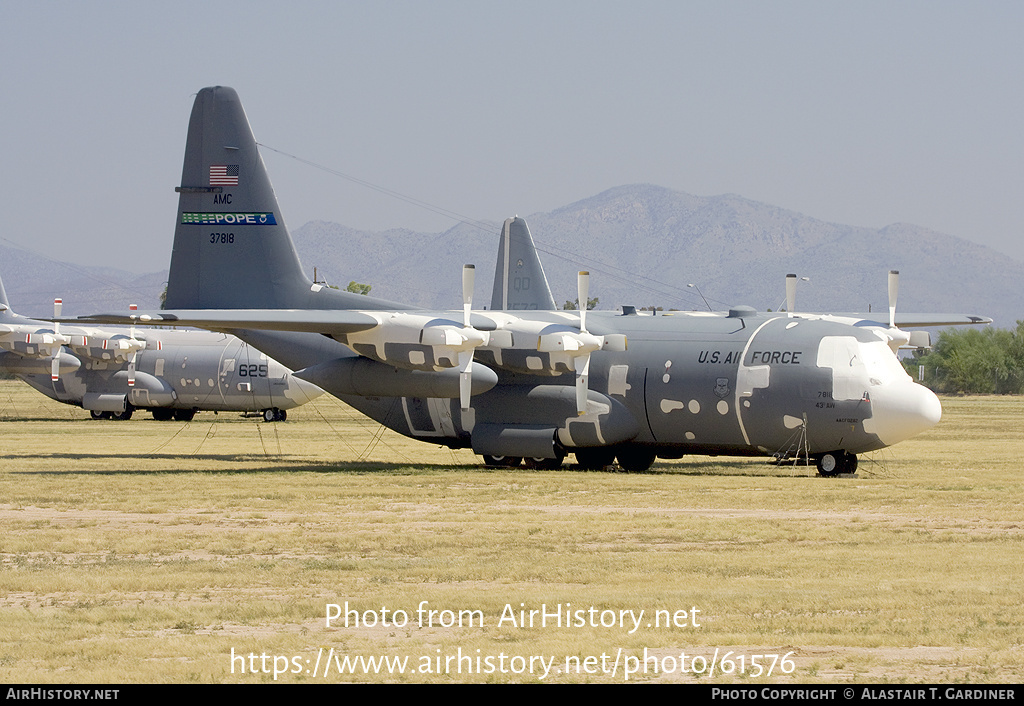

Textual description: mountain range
[3,184,1020,328]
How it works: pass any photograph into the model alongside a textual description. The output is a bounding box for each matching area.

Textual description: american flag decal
[210,164,240,185]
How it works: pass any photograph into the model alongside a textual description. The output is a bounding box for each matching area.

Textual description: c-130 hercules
[68,86,990,473]
[1,274,322,421]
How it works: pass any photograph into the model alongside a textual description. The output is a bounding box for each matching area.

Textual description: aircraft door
[223,339,262,411]
[402,397,457,438]
[174,343,224,409]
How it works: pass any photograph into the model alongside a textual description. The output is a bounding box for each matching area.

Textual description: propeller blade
[575,353,591,415]
[463,264,475,329]
[459,266,478,409]
[129,303,138,341]
[578,271,590,333]
[458,350,473,410]
[785,274,796,315]
[51,298,64,381]
[888,270,899,329]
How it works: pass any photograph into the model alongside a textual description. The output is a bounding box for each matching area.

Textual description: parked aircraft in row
[66,86,990,473]
[0,275,322,421]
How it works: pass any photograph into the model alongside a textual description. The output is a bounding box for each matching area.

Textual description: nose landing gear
[262,408,287,422]
[816,450,858,477]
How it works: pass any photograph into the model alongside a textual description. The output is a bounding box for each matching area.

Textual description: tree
[563,297,598,311]
[345,281,372,296]
[904,322,1024,394]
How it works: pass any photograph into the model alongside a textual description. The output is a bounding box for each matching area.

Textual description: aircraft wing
[893,314,993,328]
[67,309,382,335]
[838,313,994,328]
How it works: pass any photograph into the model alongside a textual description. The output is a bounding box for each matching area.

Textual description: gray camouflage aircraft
[67,86,990,473]
[1,274,322,421]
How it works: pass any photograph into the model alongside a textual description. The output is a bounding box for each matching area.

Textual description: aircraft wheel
[113,409,133,421]
[174,409,196,422]
[90,410,106,420]
[523,449,565,470]
[574,447,617,470]
[844,453,858,474]
[482,455,522,468]
[151,408,175,421]
[816,451,853,477]
[278,409,287,422]
[616,447,657,472]
[263,408,280,422]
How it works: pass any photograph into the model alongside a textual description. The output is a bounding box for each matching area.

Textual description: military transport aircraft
[65,86,991,474]
[0,274,322,421]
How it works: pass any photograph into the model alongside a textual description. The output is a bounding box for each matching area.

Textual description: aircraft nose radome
[864,382,942,446]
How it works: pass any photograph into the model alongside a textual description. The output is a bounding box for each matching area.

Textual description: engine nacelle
[0,350,80,375]
[294,355,499,399]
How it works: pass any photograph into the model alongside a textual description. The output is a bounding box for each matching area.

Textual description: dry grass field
[1,379,1022,683]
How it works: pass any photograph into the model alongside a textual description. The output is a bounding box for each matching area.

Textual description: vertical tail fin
[0,273,14,322]
[489,217,556,311]
[165,86,399,311]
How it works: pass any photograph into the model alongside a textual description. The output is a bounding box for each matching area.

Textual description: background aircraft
[0,274,322,421]
[70,86,990,473]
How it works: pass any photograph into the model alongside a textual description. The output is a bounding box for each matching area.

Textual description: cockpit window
[817,336,909,400]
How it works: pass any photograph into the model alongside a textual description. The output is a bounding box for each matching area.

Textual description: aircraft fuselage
[245,306,938,465]
[3,328,321,419]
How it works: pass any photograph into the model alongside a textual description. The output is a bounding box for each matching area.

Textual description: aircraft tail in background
[490,217,556,311]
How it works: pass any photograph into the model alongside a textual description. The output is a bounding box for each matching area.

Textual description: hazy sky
[3,1,1023,272]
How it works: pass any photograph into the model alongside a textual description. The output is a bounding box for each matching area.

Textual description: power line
[257,143,721,309]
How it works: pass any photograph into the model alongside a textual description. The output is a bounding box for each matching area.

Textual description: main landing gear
[151,409,196,421]
[262,408,287,422]
[482,455,523,468]
[89,406,133,421]
[815,450,858,477]
[573,447,617,471]
[613,447,657,473]
[481,446,659,472]
[481,448,567,469]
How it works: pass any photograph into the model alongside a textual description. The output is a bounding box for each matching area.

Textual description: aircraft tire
[151,408,175,421]
[482,455,522,468]
[844,453,858,474]
[616,447,657,473]
[90,410,106,420]
[113,409,133,421]
[524,448,565,470]
[816,451,855,477]
[263,408,278,422]
[574,447,617,470]
[174,409,196,422]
